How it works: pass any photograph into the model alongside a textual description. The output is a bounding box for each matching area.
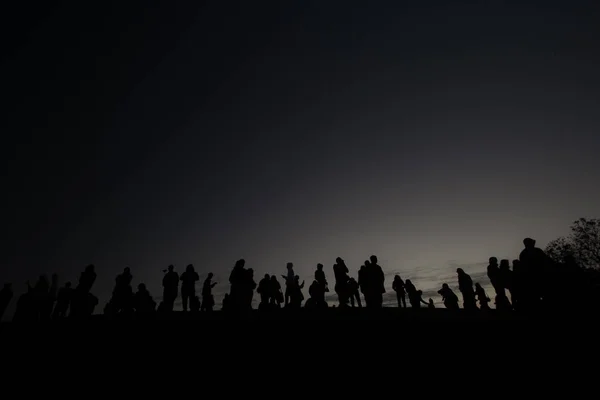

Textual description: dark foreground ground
[0,308,596,389]
[1,307,594,343]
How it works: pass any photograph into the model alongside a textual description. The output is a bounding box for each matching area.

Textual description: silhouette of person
[415,290,428,308]
[366,255,385,308]
[0,283,13,321]
[457,268,477,310]
[307,279,327,309]
[474,283,490,310]
[499,259,514,303]
[78,264,97,294]
[392,275,406,308]
[348,277,362,307]
[312,264,328,305]
[190,295,201,312]
[162,265,179,312]
[288,275,305,308]
[257,273,271,309]
[358,264,368,300]
[495,293,512,311]
[519,238,551,269]
[134,283,156,313]
[222,293,231,311]
[405,279,427,308]
[282,263,296,307]
[270,275,283,307]
[404,279,416,307]
[315,263,329,293]
[109,267,134,314]
[52,281,72,319]
[438,283,459,310]
[428,299,435,309]
[247,268,258,309]
[487,257,503,296]
[333,257,350,307]
[229,259,247,311]
[180,264,199,312]
[519,238,554,310]
[70,265,97,318]
[201,273,218,312]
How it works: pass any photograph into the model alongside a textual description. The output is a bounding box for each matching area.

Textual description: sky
[2,0,600,318]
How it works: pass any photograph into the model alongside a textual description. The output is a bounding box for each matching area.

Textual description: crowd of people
[1,237,599,322]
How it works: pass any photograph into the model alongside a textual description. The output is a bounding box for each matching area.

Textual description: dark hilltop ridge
[2,230,600,335]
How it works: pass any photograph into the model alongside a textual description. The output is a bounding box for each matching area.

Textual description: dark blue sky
[2,0,599,311]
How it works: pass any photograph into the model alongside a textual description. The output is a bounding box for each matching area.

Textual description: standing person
[162,265,179,312]
[180,264,199,312]
[201,273,217,311]
[392,275,406,308]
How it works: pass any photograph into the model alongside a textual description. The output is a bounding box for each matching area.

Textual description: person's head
[429,298,433,304]
[456,268,464,275]
[335,257,343,264]
[235,259,245,268]
[489,257,498,265]
[394,274,400,281]
[523,238,536,248]
[475,282,481,289]
[207,272,213,279]
[370,255,378,264]
[271,275,277,281]
[287,262,293,270]
[264,273,269,279]
[442,283,449,289]
[365,260,371,266]
[186,264,194,272]
[500,259,510,269]
[138,283,146,291]
[294,275,299,281]
[124,267,131,274]
[168,265,174,272]
[317,263,323,270]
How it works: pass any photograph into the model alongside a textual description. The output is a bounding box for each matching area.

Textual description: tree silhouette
[546,218,600,269]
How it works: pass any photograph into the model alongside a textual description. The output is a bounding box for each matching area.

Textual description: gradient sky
[2,0,600,317]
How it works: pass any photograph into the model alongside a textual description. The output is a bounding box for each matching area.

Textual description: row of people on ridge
[2,237,598,321]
